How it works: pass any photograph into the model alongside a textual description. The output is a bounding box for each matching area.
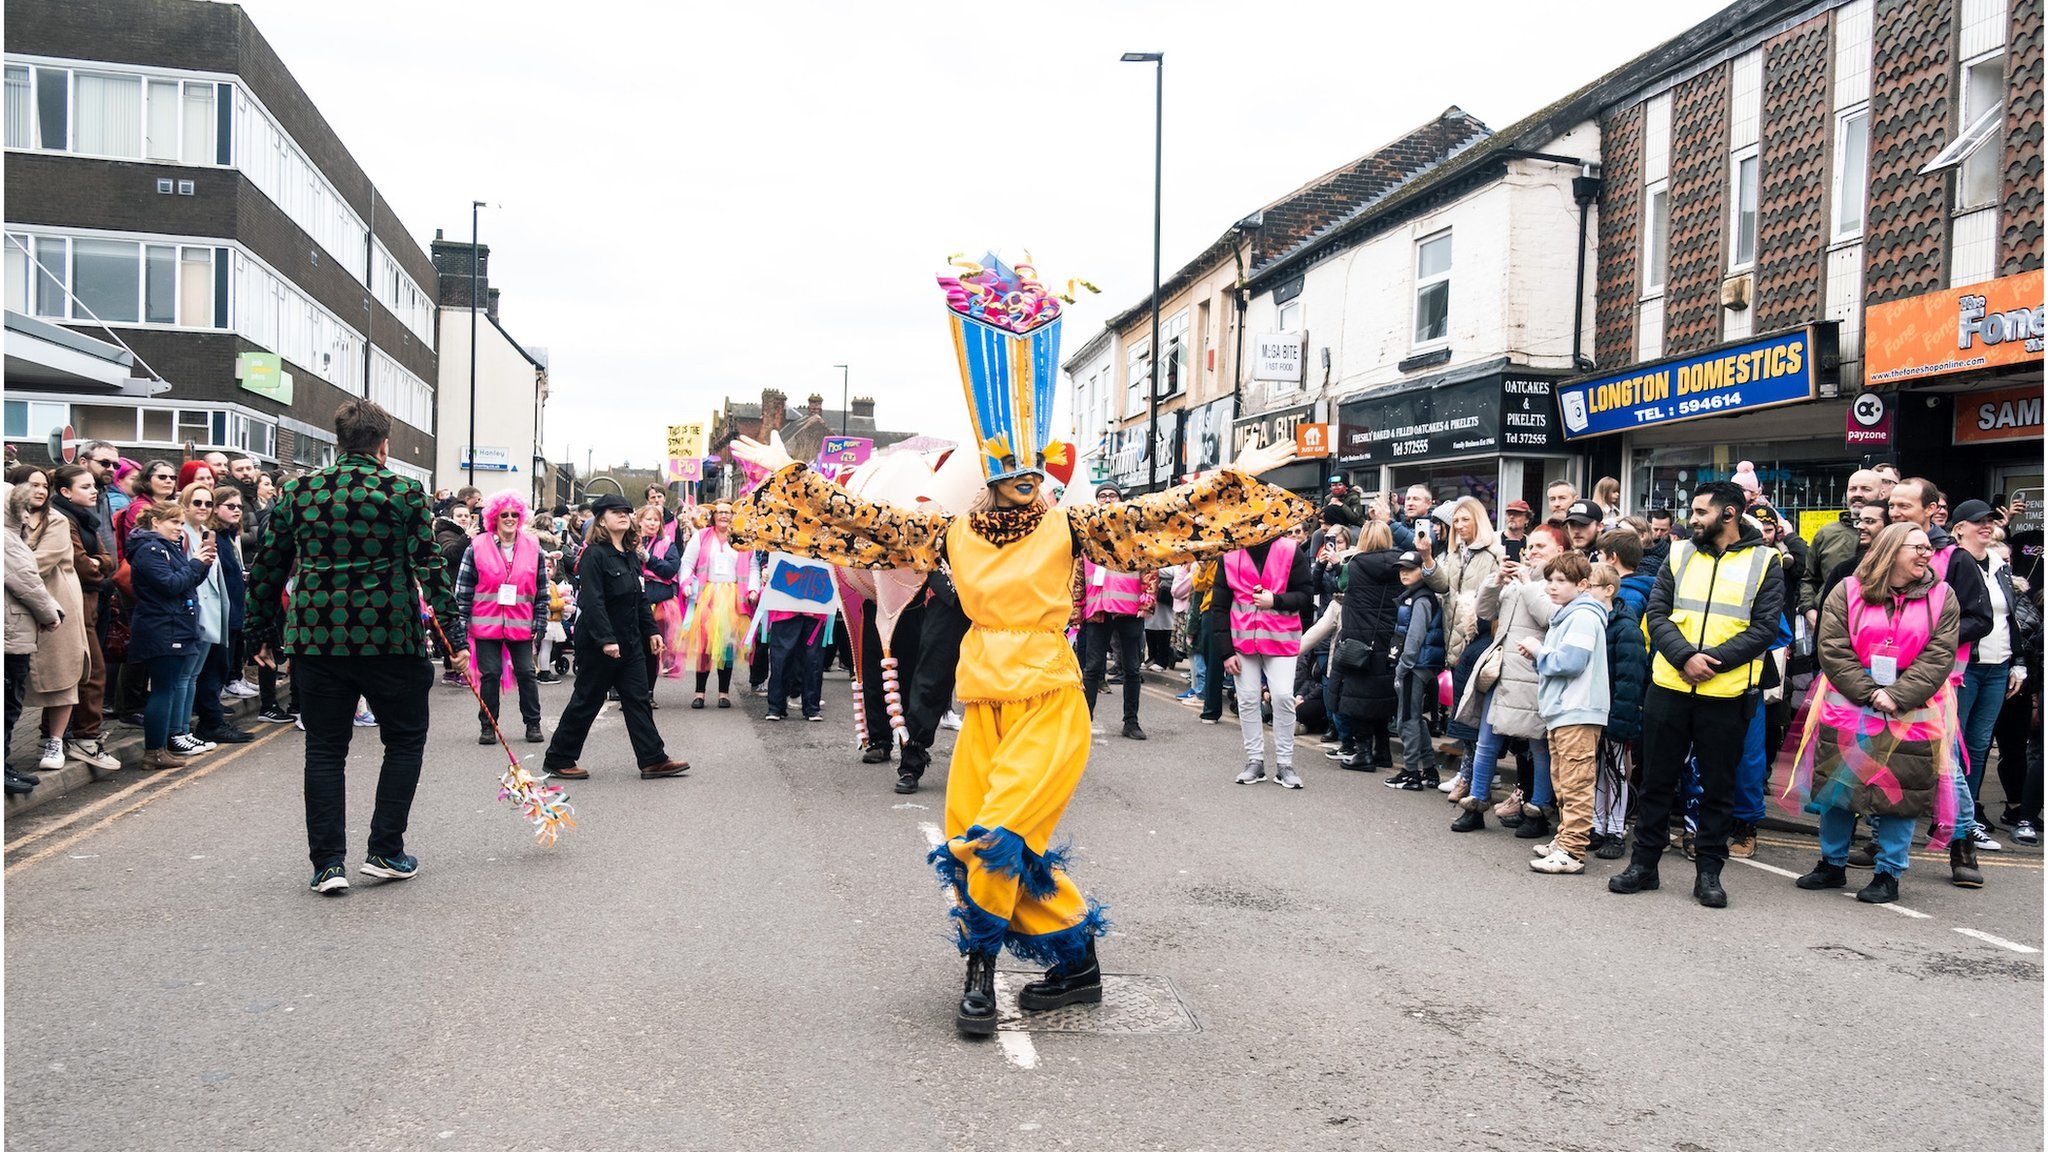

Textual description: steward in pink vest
[1225,536,1307,656]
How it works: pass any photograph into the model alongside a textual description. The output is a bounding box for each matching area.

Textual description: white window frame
[1830,106,1871,243]
[2,399,70,441]
[1728,147,1760,271]
[1124,340,1151,420]
[1158,309,1191,400]
[1276,297,1302,333]
[1413,229,1453,348]
[1924,49,2007,211]
[1641,182,1671,297]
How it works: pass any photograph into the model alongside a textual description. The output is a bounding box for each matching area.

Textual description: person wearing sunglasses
[192,487,254,747]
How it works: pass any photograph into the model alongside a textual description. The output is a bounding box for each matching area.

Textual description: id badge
[1091,567,1107,588]
[496,584,518,607]
[710,554,738,583]
[1870,654,1898,686]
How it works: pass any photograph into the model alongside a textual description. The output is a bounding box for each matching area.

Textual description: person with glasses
[1791,523,1961,904]
[191,487,254,747]
[150,485,227,759]
[44,465,120,771]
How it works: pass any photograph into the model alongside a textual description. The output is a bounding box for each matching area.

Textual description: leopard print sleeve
[730,463,949,572]
[1068,468,1315,571]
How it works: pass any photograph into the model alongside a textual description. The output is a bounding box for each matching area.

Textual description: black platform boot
[956,952,998,1037]
[1018,940,1103,1012]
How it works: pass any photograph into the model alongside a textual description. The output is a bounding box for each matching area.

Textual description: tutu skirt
[681,581,747,671]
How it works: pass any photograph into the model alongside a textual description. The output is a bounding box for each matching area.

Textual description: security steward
[1609,480,1785,909]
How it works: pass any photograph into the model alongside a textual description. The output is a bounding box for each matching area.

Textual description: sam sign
[1555,326,1828,440]
[1867,269,2045,384]
[1953,383,2044,446]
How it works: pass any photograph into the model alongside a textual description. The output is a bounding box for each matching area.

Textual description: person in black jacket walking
[541,493,689,781]
[1334,522,1405,771]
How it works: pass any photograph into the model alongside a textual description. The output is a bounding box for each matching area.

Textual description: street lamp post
[467,199,485,486]
[1122,52,1163,491]
[834,364,849,435]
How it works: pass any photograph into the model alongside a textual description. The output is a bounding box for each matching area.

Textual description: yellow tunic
[733,463,1311,964]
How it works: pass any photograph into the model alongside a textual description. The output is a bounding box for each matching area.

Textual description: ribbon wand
[419,596,577,848]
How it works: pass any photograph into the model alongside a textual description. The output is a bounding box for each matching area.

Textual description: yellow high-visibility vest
[1650,539,1774,698]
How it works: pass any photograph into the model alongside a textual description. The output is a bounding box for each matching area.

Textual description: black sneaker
[534,670,562,684]
[310,864,350,895]
[1122,720,1147,741]
[525,723,545,744]
[360,853,419,882]
[894,773,919,795]
[5,770,40,795]
[257,704,296,724]
[1855,870,1901,904]
[1593,834,1628,860]
[1796,859,1848,890]
[478,729,496,746]
[196,725,254,745]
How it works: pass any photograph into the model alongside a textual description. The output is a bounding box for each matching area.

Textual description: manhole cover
[992,972,1200,1035]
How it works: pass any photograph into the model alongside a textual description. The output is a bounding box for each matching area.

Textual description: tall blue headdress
[938,252,1080,485]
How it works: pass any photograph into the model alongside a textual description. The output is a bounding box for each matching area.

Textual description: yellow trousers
[934,687,1106,965]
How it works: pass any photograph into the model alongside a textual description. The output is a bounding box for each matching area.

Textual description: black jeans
[474,637,541,729]
[862,599,924,747]
[5,652,28,772]
[1081,615,1146,723]
[1635,685,1755,873]
[1995,679,2041,821]
[546,645,667,771]
[904,593,970,754]
[297,654,435,870]
[195,636,232,732]
[767,616,826,717]
[1200,623,1227,721]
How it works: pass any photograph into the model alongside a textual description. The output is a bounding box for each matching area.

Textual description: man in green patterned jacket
[246,399,468,896]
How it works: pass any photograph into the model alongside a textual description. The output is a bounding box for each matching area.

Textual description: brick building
[1561,0,2043,522]
[704,387,916,496]
[3,0,440,482]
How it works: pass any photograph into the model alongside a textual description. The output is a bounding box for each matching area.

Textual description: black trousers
[1995,679,2041,820]
[1081,615,1146,723]
[1634,684,1755,872]
[903,593,970,754]
[767,616,826,716]
[475,637,541,728]
[861,599,925,747]
[546,645,667,772]
[5,652,28,772]
[297,654,434,870]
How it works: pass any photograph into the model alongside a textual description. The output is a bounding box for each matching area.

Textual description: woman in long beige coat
[8,473,87,772]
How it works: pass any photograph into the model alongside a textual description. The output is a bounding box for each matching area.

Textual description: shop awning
[4,310,161,396]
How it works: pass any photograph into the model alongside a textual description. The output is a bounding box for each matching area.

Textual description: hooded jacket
[1605,579,1651,743]
[1645,521,1787,696]
[1533,593,1611,729]
[1335,547,1404,721]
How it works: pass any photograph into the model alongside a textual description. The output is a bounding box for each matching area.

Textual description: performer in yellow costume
[731,252,1311,1036]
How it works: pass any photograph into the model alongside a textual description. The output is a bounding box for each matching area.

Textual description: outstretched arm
[728,435,949,571]
[1067,436,1314,570]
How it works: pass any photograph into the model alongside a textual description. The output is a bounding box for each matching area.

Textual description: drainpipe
[1570,171,1603,372]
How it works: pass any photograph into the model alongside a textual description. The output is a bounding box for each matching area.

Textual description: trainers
[196,724,254,745]
[1439,776,1462,796]
[5,770,39,794]
[2015,821,2040,846]
[64,738,120,771]
[360,853,419,881]
[1795,859,1848,890]
[940,711,963,731]
[765,711,785,722]
[1855,870,1901,904]
[1122,720,1147,741]
[226,679,261,698]
[894,772,919,795]
[441,671,468,688]
[168,734,213,756]
[1383,771,1416,789]
[1324,744,1356,761]
[1728,822,1757,859]
[806,713,823,722]
[1530,848,1585,875]
[1970,827,2003,852]
[310,864,350,895]
[353,707,378,727]
[1275,765,1303,790]
[257,704,296,724]
[1235,761,1266,785]
[36,738,63,772]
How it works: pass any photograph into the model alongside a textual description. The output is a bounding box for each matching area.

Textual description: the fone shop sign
[1953,383,2045,446]
[1867,269,2045,384]
[1555,327,1821,440]
[1252,331,1305,384]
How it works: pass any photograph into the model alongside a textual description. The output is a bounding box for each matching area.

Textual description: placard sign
[1252,331,1305,384]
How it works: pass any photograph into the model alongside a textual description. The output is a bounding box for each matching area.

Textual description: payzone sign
[1555,327,1825,440]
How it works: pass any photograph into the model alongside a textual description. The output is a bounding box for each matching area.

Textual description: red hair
[176,460,213,490]
[1528,523,1569,552]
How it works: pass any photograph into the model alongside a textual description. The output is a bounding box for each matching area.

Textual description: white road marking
[1953,928,2042,955]
[998,1032,1039,1069]
[1730,857,1801,879]
[918,822,944,848]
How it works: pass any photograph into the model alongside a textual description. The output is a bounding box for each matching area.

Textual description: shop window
[1414,231,1452,345]
[4,400,68,440]
[1629,440,1864,526]
[1729,152,1759,269]
[140,409,174,443]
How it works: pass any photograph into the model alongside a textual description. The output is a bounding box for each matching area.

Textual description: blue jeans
[1734,703,1769,823]
[142,648,206,749]
[1958,663,2010,803]
[1820,807,1915,875]
[1322,657,1351,746]
[1188,650,1207,697]
[1467,693,1550,805]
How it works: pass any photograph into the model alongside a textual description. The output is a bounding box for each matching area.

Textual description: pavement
[5,664,2042,1152]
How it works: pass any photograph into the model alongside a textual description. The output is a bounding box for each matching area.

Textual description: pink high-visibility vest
[1083,561,1146,617]
[471,533,540,641]
[1224,537,1302,657]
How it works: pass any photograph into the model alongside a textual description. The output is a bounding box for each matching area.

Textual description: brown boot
[1950,836,1984,888]
[140,748,181,771]
[640,760,691,779]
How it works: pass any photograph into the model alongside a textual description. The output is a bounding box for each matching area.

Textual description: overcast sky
[240,0,1732,470]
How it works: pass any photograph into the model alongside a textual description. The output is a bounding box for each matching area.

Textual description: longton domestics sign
[1554,326,1832,440]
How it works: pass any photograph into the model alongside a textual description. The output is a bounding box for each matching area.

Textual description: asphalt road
[6,667,2042,1152]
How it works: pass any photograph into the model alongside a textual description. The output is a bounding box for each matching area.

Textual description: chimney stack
[851,396,876,422]
[760,388,787,434]
[807,393,825,417]
[487,288,501,322]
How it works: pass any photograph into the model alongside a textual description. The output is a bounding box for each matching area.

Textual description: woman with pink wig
[456,491,548,744]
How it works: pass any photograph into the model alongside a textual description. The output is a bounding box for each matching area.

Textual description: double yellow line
[4,724,292,876]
